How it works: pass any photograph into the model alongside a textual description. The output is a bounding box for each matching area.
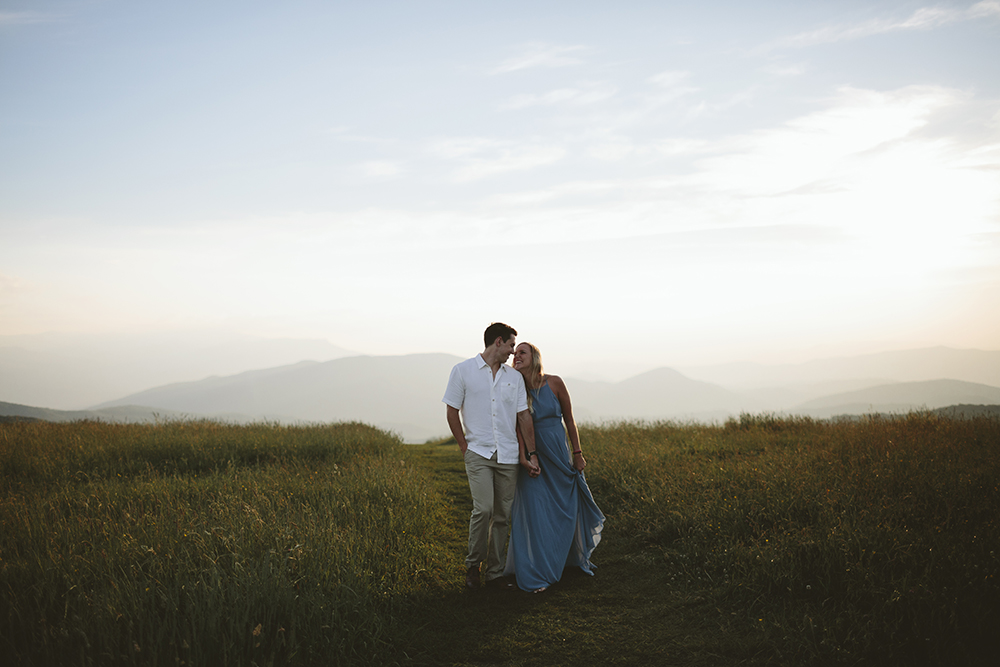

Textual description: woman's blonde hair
[520,342,544,412]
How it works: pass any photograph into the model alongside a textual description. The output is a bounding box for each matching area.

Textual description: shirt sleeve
[513,372,528,413]
[442,363,465,410]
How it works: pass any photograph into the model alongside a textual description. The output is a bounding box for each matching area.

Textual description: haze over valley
[3,333,998,442]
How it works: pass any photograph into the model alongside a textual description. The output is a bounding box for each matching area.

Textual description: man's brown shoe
[465,566,481,589]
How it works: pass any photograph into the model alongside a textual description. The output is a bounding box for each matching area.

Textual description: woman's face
[512,343,532,371]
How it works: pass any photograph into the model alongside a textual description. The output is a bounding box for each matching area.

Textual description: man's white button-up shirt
[442,354,527,464]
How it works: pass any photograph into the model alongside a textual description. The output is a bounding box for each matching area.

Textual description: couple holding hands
[442,322,605,593]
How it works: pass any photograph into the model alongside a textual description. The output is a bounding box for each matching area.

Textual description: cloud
[642,71,702,111]
[587,138,635,161]
[0,11,60,26]
[555,71,704,134]
[428,137,503,160]
[647,71,689,87]
[453,147,567,182]
[326,127,394,146]
[359,160,402,177]
[501,82,617,110]
[970,0,1000,17]
[491,43,586,74]
[655,138,713,157]
[428,137,566,181]
[0,271,27,296]
[768,1,1000,49]
[466,83,998,260]
[761,63,807,77]
[689,85,961,197]
[655,223,847,247]
[647,70,700,96]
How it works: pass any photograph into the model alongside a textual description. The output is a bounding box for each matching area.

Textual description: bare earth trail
[399,443,767,667]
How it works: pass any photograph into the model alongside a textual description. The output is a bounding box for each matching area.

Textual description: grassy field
[0,420,453,666]
[2,413,998,665]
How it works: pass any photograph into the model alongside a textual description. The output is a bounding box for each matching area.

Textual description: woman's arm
[548,375,586,472]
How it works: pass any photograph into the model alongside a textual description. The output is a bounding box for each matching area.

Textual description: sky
[2,0,999,378]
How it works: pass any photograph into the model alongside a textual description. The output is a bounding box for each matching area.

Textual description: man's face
[498,335,516,362]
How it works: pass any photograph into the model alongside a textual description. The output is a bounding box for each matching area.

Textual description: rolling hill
[0,332,356,409]
[568,367,760,422]
[94,354,464,442]
[679,346,1000,390]
[91,354,761,441]
[792,379,1000,418]
[4,351,998,442]
[0,401,200,424]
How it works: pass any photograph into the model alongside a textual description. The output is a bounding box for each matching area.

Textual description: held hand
[520,456,541,478]
[572,451,586,472]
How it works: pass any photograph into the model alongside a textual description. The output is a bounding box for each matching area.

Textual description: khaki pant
[464,449,518,581]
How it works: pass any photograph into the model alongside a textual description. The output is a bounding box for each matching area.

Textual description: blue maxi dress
[503,382,605,591]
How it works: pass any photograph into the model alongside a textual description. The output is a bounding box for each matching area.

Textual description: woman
[504,342,605,592]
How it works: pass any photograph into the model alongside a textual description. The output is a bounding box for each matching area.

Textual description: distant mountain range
[1,347,997,442]
[568,367,757,422]
[91,354,461,441]
[792,379,1000,419]
[679,346,1000,392]
[87,355,784,440]
[0,401,195,424]
[0,331,355,409]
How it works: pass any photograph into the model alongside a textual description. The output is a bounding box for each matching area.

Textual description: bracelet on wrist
[526,451,536,458]
[572,450,583,456]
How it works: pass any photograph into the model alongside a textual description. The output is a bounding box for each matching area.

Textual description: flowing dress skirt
[504,383,605,591]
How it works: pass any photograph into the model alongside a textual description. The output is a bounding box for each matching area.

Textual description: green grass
[3,413,999,665]
[601,413,1000,665]
[1,420,453,666]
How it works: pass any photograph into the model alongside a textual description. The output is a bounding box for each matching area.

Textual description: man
[442,322,537,589]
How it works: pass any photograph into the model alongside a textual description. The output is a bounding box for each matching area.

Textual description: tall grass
[583,413,1000,665]
[5,414,998,665]
[1,420,452,666]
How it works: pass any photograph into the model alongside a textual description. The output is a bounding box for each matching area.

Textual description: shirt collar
[475,354,511,374]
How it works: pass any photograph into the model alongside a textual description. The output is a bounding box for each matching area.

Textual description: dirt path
[399,443,749,667]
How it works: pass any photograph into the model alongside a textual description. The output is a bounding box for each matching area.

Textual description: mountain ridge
[791,379,1000,418]
[0,332,356,409]
[679,346,1000,389]
[5,347,1000,442]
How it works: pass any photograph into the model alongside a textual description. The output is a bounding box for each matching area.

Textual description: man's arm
[517,417,540,477]
[446,405,469,455]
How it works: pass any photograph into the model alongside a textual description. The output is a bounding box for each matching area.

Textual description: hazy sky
[2,1,999,375]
